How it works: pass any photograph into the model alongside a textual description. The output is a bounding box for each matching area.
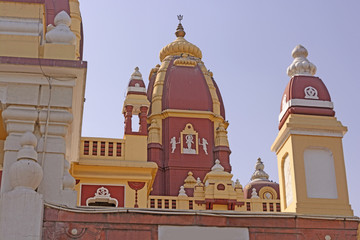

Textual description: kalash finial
[175,14,186,38]
[250,157,269,181]
[131,66,142,80]
[287,44,317,77]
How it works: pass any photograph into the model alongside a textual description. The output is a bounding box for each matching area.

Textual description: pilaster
[37,108,77,206]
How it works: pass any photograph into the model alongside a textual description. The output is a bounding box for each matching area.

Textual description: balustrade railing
[148,195,281,212]
[80,137,125,161]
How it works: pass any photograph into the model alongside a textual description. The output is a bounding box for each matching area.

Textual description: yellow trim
[69,0,82,59]
[159,37,202,62]
[151,57,171,115]
[149,109,225,121]
[0,2,44,19]
[123,94,150,114]
[197,62,221,116]
[71,161,158,196]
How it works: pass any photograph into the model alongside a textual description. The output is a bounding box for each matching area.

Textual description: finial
[251,188,260,199]
[287,45,317,77]
[45,10,76,44]
[178,185,187,196]
[251,157,269,181]
[131,66,143,80]
[211,159,225,172]
[175,15,186,38]
[177,15,183,23]
[184,171,197,185]
[234,179,242,189]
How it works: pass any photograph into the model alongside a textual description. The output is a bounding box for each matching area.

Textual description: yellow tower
[271,45,353,216]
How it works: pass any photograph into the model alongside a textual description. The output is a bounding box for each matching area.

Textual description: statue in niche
[199,137,208,155]
[183,134,196,154]
[170,136,180,153]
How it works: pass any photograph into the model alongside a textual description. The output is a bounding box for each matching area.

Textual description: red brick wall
[43,207,359,240]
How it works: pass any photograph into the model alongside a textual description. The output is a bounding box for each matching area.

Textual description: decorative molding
[127,86,146,93]
[271,128,344,154]
[259,186,278,200]
[173,54,197,67]
[0,17,43,36]
[128,181,145,208]
[279,99,334,122]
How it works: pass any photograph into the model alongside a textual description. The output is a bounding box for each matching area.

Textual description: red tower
[147,20,231,196]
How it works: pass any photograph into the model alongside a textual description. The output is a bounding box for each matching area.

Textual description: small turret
[123,67,150,135]
[244,158,279,200]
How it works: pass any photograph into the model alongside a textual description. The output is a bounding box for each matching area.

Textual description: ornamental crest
[86,186,118,207]
[304,86,319,99]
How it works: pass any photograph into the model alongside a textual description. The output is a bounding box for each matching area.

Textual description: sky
[79,1,360,216]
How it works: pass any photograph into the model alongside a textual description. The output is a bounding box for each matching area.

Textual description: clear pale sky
[79,1,360,216]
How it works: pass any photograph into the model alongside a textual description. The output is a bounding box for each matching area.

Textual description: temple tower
[147,17,230,196]
[271,45,353,216]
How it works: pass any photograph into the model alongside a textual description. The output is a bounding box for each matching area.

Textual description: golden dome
[159,23,202,62]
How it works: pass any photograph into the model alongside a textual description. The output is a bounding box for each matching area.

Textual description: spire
[251,158,269,181]
[159,15,202,61]
[175,15,186,37]
[287,45,317,77]
[131,66,143,80]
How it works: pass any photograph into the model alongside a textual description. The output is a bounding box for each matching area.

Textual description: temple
[0,1,358,239]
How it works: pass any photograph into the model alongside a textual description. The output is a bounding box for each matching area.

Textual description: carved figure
[185,134,194,149]
[170,136,180,153]
[183,134,196,154]
[199,137,208,155]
